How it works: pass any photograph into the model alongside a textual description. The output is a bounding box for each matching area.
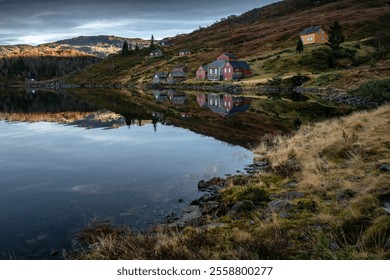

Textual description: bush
[350,79,390,102]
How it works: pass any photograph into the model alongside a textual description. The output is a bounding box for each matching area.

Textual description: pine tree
[149,35,156,51]
[121,41,130,56]
[327,20,345,50]
[296,37,304,53]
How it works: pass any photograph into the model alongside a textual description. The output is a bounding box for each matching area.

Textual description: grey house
[207,60,227,81]
[153,72,168,83]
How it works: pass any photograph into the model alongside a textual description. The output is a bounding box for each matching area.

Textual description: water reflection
[0,88,257,259]
[197,93,252,117]
[153,90,188,105]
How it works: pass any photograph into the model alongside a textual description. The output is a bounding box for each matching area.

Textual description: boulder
[266,200,293,215]
[171,205,203,228]
[379,164,390,173]
[228,200,256,215]
[281,191,305,200]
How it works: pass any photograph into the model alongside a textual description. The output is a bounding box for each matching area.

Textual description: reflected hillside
[0,89,133,129]
[0,88,356,148]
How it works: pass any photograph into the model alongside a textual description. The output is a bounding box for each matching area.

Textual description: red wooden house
[222,61,253,80]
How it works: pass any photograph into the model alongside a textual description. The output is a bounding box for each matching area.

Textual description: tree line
[0,55,101,81]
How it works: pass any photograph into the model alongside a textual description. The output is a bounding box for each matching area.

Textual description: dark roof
[299,26,322,35]
[200,64,208,71]
[222,52,237,59]
[208,60,227,68]
[228,60,251,70]
[227,104,251,116]
[155,72,168,78]
[170,71,186,78]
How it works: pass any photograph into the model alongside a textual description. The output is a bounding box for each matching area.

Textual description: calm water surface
[0,103,252,258]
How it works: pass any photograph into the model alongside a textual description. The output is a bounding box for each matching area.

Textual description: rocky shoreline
[164,160,273,228]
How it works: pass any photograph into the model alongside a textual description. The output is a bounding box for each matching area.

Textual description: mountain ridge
[0,35,151,59]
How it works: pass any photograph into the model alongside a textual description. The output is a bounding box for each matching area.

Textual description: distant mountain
[0,35,151,59]
[46,35,151,58]
[0,35,151,82]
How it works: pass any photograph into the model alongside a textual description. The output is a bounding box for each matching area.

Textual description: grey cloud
[0,0,278,45]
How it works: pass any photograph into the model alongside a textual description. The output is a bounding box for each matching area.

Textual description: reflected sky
[0,120,252,259]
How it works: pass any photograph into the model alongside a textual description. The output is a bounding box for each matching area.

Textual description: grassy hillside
[69,104,390,259]
[66,0,390,89]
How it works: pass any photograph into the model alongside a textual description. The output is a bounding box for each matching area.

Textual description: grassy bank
[68,104,390,260]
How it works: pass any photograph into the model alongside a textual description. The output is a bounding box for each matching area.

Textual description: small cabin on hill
[150,49,163,58]
[299,25,328,45]
[179,49,191,56]
[167,71,186,84]
[153,72,168,83]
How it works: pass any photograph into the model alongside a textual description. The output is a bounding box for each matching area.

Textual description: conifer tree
[296,37,304,53]
[149,35,156,51]
[121,41,130,56]
[327,20,345,50]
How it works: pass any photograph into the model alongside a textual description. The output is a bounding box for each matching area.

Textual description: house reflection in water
[153,90,188,105]
[197,93,252,117]
[153,90,169,103]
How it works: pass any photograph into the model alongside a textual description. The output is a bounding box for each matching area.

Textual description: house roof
[299,26,322,35]
[208,60,228,69]
[197,64,208,71]
[228,61,251,70]
[220,52,237,59]
[170,71,186,78]
[155,72,168,78]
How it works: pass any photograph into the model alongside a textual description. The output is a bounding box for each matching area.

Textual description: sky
[0,0,279,45]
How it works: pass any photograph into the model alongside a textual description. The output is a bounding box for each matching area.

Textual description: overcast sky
[0,0,279,45]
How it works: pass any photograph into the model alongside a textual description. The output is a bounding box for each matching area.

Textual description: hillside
[67,0,390,89]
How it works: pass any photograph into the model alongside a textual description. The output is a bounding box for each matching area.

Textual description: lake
[0,87,355,259]
[0,89,255,259]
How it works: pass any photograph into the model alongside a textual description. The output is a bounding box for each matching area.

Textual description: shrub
[350,79,390,102]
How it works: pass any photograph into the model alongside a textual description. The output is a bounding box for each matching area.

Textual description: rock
[171,205,203,228]
[178,198,184,203]
[197,180,208,191]
[164,212,179,223]
[266,200,293,214]
[244,161,270,174]
[284,181,298,188]
[197,177,225,191]
[202,201,221,214]
[281,191,305,200]
[379,164,390,173]
[253,160,269,167]
[228,200,256,215]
